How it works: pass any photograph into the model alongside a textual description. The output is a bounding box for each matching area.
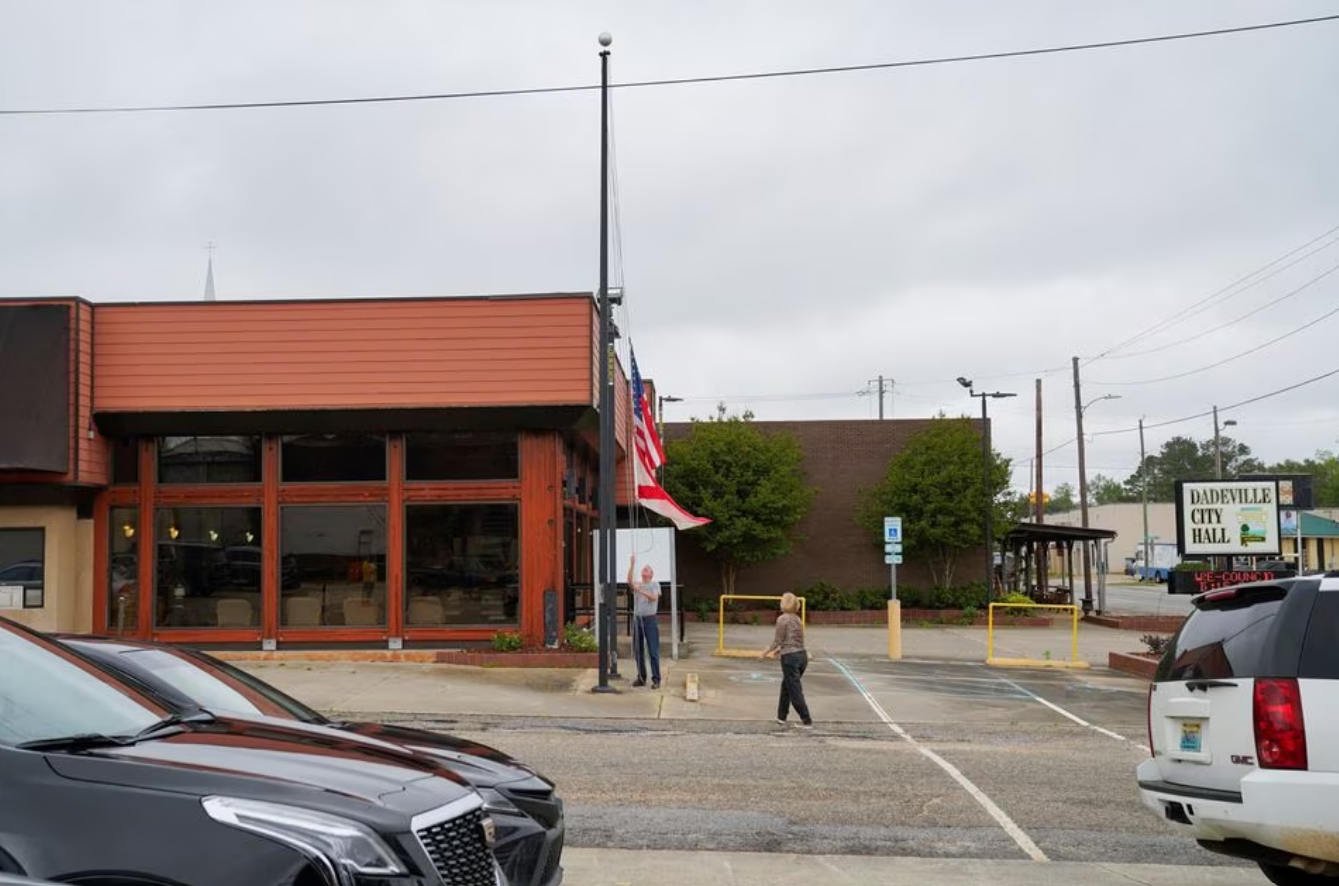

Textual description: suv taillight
[1254,678,1308,770]
[1146,684,1155,757]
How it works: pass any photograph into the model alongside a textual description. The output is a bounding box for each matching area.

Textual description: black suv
[57,634,564,886]
[0,617,502,886]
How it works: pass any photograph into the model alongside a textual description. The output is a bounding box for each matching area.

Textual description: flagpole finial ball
[598,32,613,47]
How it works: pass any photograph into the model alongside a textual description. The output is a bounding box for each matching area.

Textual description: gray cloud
[2,0,1337,492]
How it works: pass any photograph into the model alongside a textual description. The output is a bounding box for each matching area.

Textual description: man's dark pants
[633,615,661,684]
[778,651,812,723]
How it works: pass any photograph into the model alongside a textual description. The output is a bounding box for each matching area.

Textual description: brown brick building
[663,418,989,601]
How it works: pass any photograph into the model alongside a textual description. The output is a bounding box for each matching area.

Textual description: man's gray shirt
[631,581,660,617]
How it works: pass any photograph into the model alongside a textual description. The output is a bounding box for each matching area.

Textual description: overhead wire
[1093,365,1339,437]
[1089,293,1339,386]
[1081,221,1339,365]
[1,13,1336,117]
[1093,254,1339,360]
[1019,365,1339,461]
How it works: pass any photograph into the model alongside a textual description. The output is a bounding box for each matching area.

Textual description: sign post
[884,517,903,661]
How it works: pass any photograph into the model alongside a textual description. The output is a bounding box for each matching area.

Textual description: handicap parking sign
[884,516,902,542]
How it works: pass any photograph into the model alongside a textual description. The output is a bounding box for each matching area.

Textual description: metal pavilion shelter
[1000,522,1118,614]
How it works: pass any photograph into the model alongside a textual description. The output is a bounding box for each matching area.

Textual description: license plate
[1180,722,1203,753]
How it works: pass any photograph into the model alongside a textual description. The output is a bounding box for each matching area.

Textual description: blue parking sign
[884,516,902,542]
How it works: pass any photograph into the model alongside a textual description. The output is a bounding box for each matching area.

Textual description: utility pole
[1139,418,1151,583]
[867,375,893,419]
[1072,357,1093,614]
[1213,405,1223,479]
[594,33,617,693]
[1034,378,1046,593]
[1034,379,1044,524]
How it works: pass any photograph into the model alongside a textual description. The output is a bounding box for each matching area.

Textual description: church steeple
[204,241,216,301]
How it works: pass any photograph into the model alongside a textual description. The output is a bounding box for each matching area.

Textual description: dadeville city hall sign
[1176,480,1282,556]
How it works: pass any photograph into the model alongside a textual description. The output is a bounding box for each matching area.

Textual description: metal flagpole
[593,33,617,693]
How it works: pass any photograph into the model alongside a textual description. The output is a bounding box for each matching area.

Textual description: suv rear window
[1299,591,1339,679]
[1156,589,1286,681]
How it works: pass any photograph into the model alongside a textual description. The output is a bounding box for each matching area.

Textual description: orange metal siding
[94,296,595,412]
[75,301,109,485]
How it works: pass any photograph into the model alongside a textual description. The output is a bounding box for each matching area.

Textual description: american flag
[630,348,709,531]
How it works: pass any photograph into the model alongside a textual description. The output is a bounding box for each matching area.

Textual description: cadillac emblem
[480,815,497,848]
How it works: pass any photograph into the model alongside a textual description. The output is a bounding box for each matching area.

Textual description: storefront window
[405,432,518,481]
[153,507,262,629]
[405,503,519,627]
[279,506,387,628]
[111,438,139,485]
[0,528,44,609]
[281,435,386,483]
[158,436,262,484]
[109,507,139,633]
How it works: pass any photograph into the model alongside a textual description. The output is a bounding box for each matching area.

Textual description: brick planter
[1086,615,1185,633]
[434,650,598,668]
[1109,651,1160,680]
[212,650,444,664]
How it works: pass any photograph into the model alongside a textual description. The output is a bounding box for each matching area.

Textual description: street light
[958,378,1017,597]
[1075,393,1121,615]
[658,394,682,438]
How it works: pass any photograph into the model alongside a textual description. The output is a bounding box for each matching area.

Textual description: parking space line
[991,673,1151,754]
[828,658,1049,863]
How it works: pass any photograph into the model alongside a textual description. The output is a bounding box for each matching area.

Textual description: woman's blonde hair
[779,592,800,614]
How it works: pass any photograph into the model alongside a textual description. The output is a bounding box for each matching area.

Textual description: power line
[1030,364,1339,457]
[1081,221,1339,365]
[676,391,862,403]
[1094,254,1339,360]
[1092,365,1339,437]
[1089,294,1339,386]
[3,14,1336,117]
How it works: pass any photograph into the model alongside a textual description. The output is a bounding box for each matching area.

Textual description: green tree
[1045,482,1076,514]
[857,417,1012,589]
[1090,473,1136,505]
[1124,434,1264,501]
[662,415,815,595]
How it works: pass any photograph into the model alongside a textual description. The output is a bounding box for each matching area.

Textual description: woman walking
[762,592,812,729]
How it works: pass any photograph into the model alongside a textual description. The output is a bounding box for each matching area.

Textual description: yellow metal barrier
[986,602,1089,669]
[715,594,806,657]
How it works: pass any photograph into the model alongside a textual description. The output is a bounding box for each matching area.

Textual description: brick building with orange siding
[0,293,633,649]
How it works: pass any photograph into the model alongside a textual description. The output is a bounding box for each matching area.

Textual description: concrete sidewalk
[238,621,1150,725]
[563,848,1262,885]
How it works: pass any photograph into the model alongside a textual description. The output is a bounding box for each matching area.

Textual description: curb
[1108,651,1158,680]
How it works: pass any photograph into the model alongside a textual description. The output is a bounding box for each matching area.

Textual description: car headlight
[477,787,521,816]
[202,796,408,883]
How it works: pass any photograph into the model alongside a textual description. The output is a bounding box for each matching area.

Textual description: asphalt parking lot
[244,622,1266,884]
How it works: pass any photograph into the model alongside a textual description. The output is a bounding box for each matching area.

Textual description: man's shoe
[775,718,787,726]
[651,680,660,690]
[631,678,646,687]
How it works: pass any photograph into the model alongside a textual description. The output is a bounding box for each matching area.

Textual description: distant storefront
[0,294,632,648]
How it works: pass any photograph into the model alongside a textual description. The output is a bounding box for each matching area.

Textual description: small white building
[1047,502,1177,574]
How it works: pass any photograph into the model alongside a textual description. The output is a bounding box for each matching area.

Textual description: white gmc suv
[1138,573,1339,884]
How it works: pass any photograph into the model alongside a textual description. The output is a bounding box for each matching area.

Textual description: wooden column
[136,439,155,638]
[387,435,405,644]
[261,436,280,648]
[519,431,563,646]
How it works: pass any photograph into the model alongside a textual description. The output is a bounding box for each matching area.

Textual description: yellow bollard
[887,600,902,660]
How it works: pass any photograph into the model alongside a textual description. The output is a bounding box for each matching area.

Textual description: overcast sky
[2,1,1337,495]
